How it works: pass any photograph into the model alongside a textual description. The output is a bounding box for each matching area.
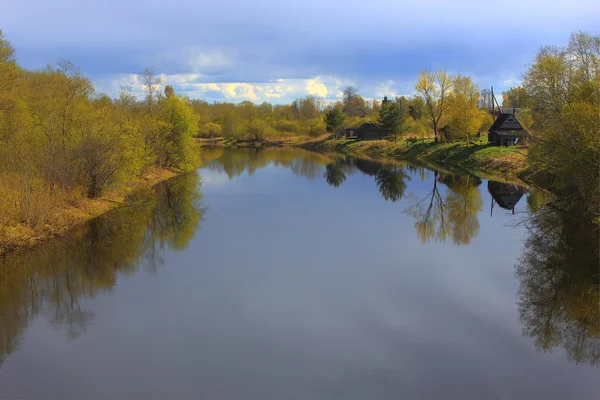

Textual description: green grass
[317,138,531,183]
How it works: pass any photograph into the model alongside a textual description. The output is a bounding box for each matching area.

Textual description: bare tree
[141,68,162,115]
[57,60,93,150]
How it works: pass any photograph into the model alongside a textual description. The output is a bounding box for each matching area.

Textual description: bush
[274,120,300,134]
[197,121,223,138]
[0,171,62,230]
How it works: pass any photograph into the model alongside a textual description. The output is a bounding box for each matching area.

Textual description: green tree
[159,95,200,170]
[408,97,426,120]
[502,86,528,108]
[523,31,600,221]
[324,108,346,138]
[378,98,407,142]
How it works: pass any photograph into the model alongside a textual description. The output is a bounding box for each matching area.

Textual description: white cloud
[97,73,413,104]
[375,80,398,98]
[305,78,328,97]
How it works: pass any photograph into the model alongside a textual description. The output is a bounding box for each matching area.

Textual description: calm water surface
[0,147,598,399]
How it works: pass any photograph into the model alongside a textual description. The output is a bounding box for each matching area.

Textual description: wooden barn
[488,109,528,146]
[341,122,383,140]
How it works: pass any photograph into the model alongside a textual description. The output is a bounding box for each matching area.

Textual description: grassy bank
[309,138,531,180]
[0,167,185,256]
[197,136,535,185]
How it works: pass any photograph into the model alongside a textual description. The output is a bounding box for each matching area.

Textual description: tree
[164,85,175,98]
[478,88,492,110]
[324,108,346,138]
[447,75,482,143]
[141,68,161,115]
[292,95,323,120]
[408,97,426,120]
[502,86,528,108]
[524,31,600,221]
[342,86,366,117]
[158,95,199,170]
[378,98,407,142]
[415,70,453,140]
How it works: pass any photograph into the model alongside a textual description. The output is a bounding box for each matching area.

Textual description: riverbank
[0,167,182,256]
[196,136,538,185]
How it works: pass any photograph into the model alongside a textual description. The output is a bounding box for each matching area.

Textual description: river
[0,147,597,399]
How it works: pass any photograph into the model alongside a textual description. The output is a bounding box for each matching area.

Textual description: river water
[0,147,597,399]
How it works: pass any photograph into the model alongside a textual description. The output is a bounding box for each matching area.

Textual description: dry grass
[0,167,178,255]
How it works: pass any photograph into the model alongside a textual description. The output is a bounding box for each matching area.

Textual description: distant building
[488,110,529,146]
[341,122,383,140]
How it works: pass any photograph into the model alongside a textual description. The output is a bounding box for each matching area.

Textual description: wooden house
[341,122,383,140]
[488,110,528,146]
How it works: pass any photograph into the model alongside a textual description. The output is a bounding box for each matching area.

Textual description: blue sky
[2,0,599,103]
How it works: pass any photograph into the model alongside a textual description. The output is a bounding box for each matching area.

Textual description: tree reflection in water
[405,171,484,245]
[517,196,599,366]
[0,173,204,366]
[3,148,595,368]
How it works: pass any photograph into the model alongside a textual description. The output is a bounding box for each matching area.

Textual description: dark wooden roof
[489,113,524,132]
[345,122,379,132]
[356,122,378,131]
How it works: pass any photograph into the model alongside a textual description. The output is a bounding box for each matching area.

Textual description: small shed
[341,122,383,140]
[488,111,528,146]
[356,122,383,140]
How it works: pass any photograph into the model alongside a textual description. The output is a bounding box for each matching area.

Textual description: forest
[0,30,598,251]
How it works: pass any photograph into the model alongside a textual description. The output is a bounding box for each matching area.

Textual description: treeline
[503,32,599,221]
[0,30,199,244]
[192,86,436,140]
[0,28,598,244]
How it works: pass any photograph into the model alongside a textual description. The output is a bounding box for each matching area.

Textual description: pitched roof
[489,113,524,132]
[356,122,378,131]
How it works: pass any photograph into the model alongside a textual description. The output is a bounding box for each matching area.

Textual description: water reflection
[517,198,600,366]
[324,163,346,187]
[404,171,483,245]
[488,181,526,215]
[1,147,597,376]
[201,148,599,366]
[0,173,204,367]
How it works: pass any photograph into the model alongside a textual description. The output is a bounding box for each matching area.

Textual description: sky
[2,0,599,104]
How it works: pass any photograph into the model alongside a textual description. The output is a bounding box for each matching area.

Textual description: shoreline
[195,137,543,187]
[0,167,181,256]
[1,137,543,255]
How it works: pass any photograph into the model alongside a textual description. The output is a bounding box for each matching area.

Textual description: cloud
[7,0,597,104]
[95,73,357,104]
[305,78,328,98]
[374,80,399,98]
